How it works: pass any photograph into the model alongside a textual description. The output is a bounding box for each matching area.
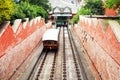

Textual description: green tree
[28,0,51,20]
[72,0,105,24]
[28,0,51,12]
[72,8,90,24]
[84,0,104,15]
[11,1,47,20]
[0,0,17,24]
[105,0,120,9]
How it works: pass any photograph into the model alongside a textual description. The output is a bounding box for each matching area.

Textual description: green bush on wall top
[72,0,105,24]
[105,0,120,16]
[105,0,120,9]
[0,0,17,24]
[72,8,90,24]
[0,0,50,25]
[11,1,47,22]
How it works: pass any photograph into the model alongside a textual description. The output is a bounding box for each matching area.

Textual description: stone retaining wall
[73,16,120,80]
[0,17,52,80]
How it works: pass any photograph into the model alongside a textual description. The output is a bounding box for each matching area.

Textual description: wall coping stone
[98,19,108,33]
[109,20,120,42]
[23,18,29,29]
[92,18,98,28]
[36,16,41,22]
[87,18,92,27]
[12,19,22,33]
[0,21,10,36]
[34,18,37,25]
[30,19,34,27]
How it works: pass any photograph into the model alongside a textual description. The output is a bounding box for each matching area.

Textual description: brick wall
[73,16,120,80]
[0,17,52,80]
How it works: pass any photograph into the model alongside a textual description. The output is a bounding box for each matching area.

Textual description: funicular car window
[48,41,52,44]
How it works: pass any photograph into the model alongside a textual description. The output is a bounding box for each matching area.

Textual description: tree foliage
[18,1,47,19]
[105,0,120,9]
[10,1,47,24]
[72,0,104,24]
[0,0,51,24]
[72,8,90,24]
[84,0,104,15]
[0,0,17,24]
[28,0,51,20]
[28,0,51,12]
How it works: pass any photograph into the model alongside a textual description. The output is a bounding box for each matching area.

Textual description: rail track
[27,49,58,80]
[27,27,87,80]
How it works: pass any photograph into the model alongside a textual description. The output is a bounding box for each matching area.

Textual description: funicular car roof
[42,29,59,41]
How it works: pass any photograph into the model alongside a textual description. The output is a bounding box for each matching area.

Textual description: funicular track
[67,27,83,80]
[62,27,67,80]
[28,49,58,80]
[67,28,88,80]
[27,26,87,80]
[27,27,61,80]
[62,27,86,80]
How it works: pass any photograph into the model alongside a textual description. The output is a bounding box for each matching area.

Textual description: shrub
[0,0,49,25]
[105,0,120,9]
[11,1,48,21]
[72,0,105,24]
[104,0,120,15]
[0,0,17,24]
[84,0,104,15]
[72,8,90,24]
[35,5,48,18]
